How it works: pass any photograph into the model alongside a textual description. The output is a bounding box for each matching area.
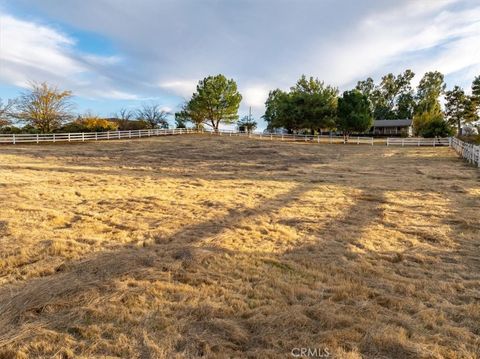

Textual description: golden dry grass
[0,135,479,358]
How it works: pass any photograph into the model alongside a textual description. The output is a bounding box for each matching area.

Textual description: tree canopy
[263,75,337,133]
[176,74,242,131]
[444,86,469,134]
[472,75,480,102]
[0,98,14,127]
[336,90,373,137]
[14,82,74,133]
[356,70,415,120]
[415,71,445,115]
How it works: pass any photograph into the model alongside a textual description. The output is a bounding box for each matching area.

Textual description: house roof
[374,119,412,127]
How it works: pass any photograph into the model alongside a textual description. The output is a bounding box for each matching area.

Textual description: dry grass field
[0,135,479,358]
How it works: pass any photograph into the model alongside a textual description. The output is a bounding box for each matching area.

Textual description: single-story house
[371,119,413,136]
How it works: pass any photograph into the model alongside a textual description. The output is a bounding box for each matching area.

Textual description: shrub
[0,126,22,134]
[458,134,480,145]
[80,117,118,132]
[413,111,453,137]
[419,117,453,138]
[58,117,119,133]
[115,119,150,131]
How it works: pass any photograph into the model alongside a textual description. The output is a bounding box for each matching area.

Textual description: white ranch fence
[0,128,195,144]
[386,137,451,146]
[0,128,375,145]
[210,130,374,145]
[451,137,480,167]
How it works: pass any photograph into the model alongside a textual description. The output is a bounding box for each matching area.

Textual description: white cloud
[241,85,270,109]
[89,89,140,100]
[158,80,197,98]
[0,12,140,100]
[306,0,480,89]
[0,14,82,85]
[82,54,122,66]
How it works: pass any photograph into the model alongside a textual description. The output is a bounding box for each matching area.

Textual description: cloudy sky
[0,0,479,128]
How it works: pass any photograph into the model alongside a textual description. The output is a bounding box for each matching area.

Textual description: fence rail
[386,137,451,146]
[0,129,376,145]
[217,131,374,145]
[451,137,480,167]
[0,128,196,144]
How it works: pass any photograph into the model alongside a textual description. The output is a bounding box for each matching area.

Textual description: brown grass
[0,135,479,358]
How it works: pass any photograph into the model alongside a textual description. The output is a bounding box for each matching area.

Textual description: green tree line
[265,71,480,137]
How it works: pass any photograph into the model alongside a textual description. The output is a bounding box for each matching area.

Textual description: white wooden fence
[0,129,375,145]
[0,128,195,144]
[213,131,374,145]
[386,137,451,146]
[451,137,480,167]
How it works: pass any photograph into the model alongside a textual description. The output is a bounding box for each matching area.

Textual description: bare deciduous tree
[136,103,169,129]
[14,82,74,133]
[115,108,134,121]
[113,107,135,130]
[0,98,15,127]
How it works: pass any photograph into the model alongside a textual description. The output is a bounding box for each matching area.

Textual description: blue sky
[0,0,479,128]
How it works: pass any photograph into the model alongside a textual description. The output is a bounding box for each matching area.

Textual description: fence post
[118,131,121,139]
[82,133,85,141]
[95,132,98,141]
[12,134,15,145]
[387,138,389,146]
[68,133,71,142]
[317,135,320,143]
[36,134,39,144]
[53,134,56,143]
[449,137,452,147]
[357,136,360,145]
[107,132,110,140]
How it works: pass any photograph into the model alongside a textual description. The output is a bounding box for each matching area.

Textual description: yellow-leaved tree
[76,112,119,132]
[14,82,74,133]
